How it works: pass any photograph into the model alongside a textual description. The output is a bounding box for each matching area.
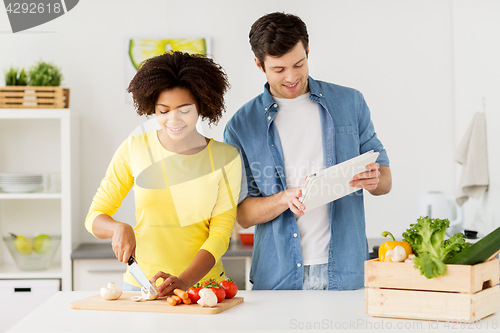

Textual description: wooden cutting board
[70,292,244,315]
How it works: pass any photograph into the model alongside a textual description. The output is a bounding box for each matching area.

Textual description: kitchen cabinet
[73,259,126,291]
[0,278,60,332]
[0,109,79,292]
[220,241,253,290]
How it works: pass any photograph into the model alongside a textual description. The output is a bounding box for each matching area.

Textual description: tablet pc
[299,150,380,211]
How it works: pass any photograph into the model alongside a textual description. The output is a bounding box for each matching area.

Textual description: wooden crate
[0,86,70,108]
[365,258,500,321]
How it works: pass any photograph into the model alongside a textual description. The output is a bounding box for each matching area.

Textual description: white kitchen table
[7,290,500,332]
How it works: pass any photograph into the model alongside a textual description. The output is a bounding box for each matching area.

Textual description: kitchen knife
[127,256,157,295]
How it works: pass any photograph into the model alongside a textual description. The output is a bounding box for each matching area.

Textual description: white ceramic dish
[0,184,41,193]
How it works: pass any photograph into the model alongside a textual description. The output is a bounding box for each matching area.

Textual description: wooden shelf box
[365,258,500,321]
[0,86,70,108]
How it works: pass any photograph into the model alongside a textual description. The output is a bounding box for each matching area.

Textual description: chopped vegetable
[197,288,218,307]
[404,254,416,263]
[100,282,122,300]
[200,279,225,302]
[219,277,238,299]
[402,217,470,279]
[165,289,191,306]
[167,296,178,306]
[141,286,158,300]
[173,288,189,300]
[171,295,182,304]
[385,245,407,262]
[187,284,202,303]
[212,287,226,303]
[378,231,412,262]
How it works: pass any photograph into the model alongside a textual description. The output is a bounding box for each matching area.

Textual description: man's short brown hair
[249,12,309,71]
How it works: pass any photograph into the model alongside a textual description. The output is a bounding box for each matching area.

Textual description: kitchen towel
[455,112,489,206]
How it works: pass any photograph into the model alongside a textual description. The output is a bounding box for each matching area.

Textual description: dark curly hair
[249,12,309,71]
[127,51,230,126]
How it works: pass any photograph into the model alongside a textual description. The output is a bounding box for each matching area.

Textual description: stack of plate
[0,173,43,193]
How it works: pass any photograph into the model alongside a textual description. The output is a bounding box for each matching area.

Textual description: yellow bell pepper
[378,231,413,262]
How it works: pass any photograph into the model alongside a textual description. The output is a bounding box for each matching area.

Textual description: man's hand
[282,187,305,216]
[237,178,308,228]
[350,163,392,196]
[350,163,380,191]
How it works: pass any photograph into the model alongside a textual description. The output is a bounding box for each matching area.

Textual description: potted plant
[1,61,68,108]
[28,61,63,86]
[4,67,28,86]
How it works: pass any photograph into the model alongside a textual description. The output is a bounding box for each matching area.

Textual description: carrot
[173,288,189,300]
[171,295,182,304]
[167,297,177,306]
[181,297,191,305]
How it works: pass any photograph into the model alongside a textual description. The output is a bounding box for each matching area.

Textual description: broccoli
[402,216,470,279]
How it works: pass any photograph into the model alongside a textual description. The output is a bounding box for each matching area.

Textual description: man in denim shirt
[224,12,392,290]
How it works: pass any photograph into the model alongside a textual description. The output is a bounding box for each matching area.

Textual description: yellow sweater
[85,130,242,287]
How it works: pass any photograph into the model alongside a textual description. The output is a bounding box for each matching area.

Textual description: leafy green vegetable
[445,225,500,265]
[402,216,470,279]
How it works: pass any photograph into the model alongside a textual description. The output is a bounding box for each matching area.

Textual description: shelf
[0,263,62,279]
[0,109,71,119]
[0,108,78,292]
[0,193,62,200]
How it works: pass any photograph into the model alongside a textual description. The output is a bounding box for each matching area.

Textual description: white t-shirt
[273,93,331,265]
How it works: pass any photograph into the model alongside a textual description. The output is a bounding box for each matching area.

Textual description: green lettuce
[402,217,470,279]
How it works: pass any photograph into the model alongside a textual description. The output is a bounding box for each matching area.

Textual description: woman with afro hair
[85,52,243,297]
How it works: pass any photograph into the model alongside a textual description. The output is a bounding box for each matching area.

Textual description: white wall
[0,0,497,243]
[452,0,500,236]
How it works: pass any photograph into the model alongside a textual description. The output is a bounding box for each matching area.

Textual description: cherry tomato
[209,286,226,303]
[219,278,238,299]
[201,279,215,287]
[187,286,201,303]
[199,279,225,303]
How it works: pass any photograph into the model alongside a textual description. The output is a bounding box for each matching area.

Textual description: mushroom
[404,253,416,263]
[131,295,146,302]
[197,288,217,307]
[385,245,407,262]
[100,282,122,300]
[141,286,158,300]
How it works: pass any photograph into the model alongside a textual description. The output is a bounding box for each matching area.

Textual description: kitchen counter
[7,290,500,332]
